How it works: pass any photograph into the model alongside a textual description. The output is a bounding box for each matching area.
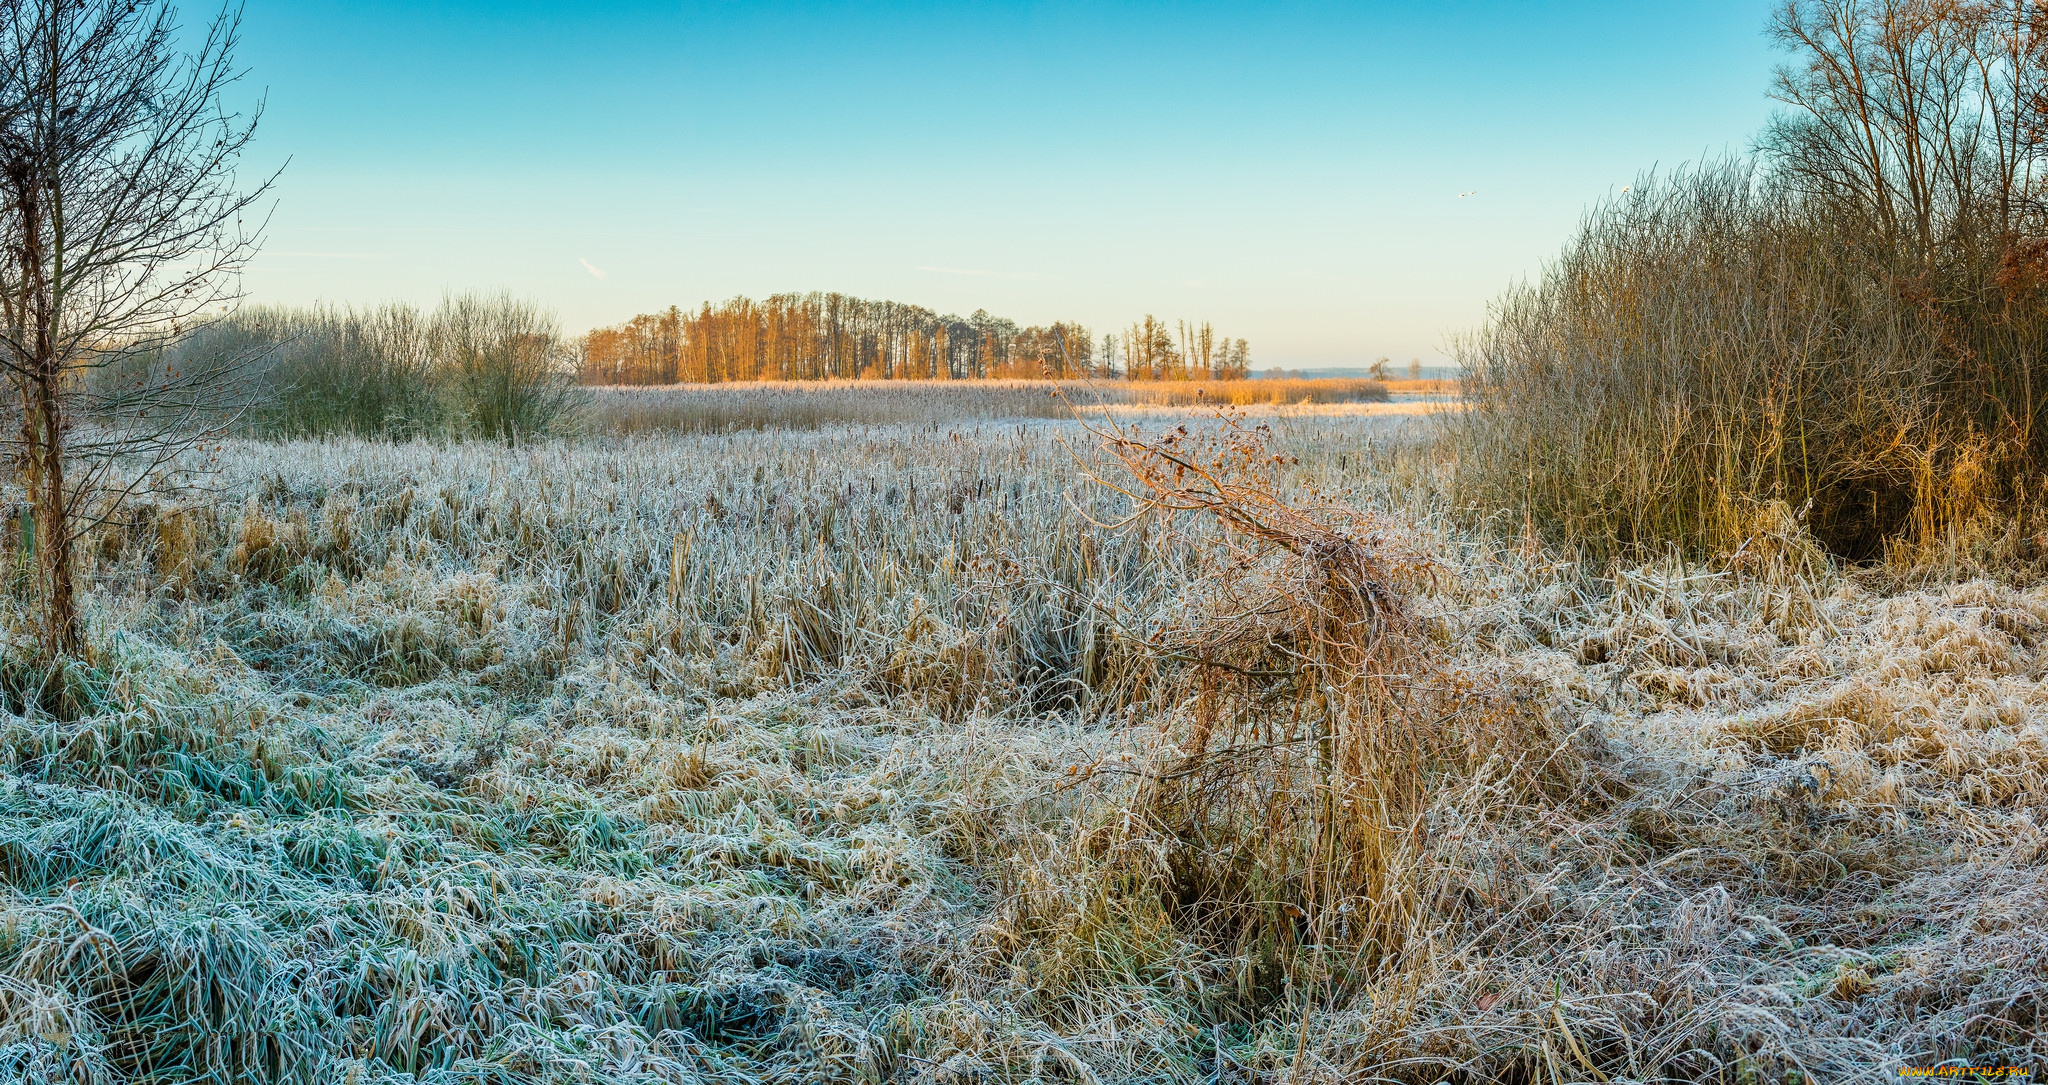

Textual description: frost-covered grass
[0,414,2037,1082]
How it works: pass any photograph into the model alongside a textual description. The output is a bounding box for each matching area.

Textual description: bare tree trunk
[31,362,70,655]
[11,169,72,656]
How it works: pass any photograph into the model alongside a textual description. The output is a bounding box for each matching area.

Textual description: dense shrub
[432,294,585,442]
[172,295,582,441]
[244,304,440,438]
[1448,162,2022,561]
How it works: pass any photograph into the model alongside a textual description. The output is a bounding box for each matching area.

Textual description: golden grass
[581,377,1393,434]
[1379,378,1458,396]
[0,392,2034,1081]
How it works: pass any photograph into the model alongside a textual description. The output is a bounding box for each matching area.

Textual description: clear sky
[230,1,1784,367]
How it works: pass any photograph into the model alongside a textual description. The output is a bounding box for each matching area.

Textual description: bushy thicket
[170,294,583,441]
[1450,161,2043,561]
[1453,1,2048,563]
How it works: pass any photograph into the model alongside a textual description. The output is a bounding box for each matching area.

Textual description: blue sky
[232,1,1783,366]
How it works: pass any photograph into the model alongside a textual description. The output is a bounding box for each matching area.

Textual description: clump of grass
[955,410,1591,1072]
[1094,412,1582,995]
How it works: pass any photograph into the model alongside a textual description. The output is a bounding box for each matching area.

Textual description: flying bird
[1458,190,1477,198]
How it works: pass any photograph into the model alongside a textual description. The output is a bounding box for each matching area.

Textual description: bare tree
[1765,0,2048,265]
[0,0,269,658]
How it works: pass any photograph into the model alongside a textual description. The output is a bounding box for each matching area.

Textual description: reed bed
[1378,379,1458,397]
[0,405,2032,1081]
[582,379,1389,434]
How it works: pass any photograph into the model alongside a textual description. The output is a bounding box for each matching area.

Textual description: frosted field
[0,409,2037,1082]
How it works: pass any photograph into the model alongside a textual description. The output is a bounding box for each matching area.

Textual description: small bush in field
[432,294,585,443]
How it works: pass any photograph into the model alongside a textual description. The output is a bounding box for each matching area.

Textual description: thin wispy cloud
[265,250,389,260]
[913,265,1050,281]
[579,258,607,281]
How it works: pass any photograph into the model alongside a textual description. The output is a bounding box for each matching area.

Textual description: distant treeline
[577,293,1250,384]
